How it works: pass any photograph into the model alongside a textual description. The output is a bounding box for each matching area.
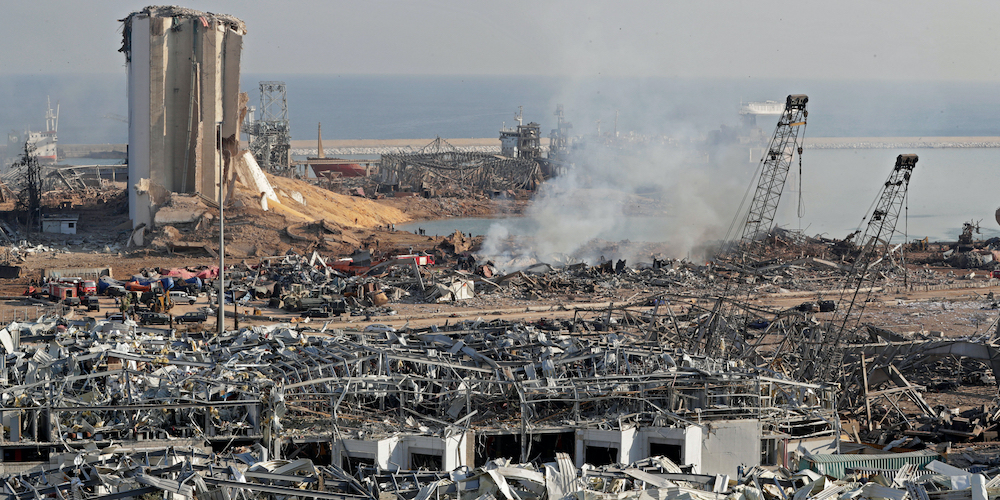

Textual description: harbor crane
[806,154,918,382]
[696,95,809,357]
[728,94,809,263]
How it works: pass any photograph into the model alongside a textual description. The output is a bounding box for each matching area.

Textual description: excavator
[140,290,174,313]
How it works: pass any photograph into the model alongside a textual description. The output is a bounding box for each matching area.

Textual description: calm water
[400,147,1000,243]
[6,74,1000,143]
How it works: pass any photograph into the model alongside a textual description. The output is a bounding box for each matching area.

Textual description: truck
[48,277,97,298]
[47,282,78,302]
[81,295,100,312]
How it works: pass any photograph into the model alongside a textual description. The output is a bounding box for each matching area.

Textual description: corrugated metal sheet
[801,450,940,479]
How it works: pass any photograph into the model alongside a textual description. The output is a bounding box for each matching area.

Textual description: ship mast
[46,96,59,133]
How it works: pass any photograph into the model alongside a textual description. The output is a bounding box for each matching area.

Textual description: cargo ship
[6,98,59,164]
[301,122,371,178]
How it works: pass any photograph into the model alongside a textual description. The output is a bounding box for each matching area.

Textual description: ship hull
[307,158,368,177]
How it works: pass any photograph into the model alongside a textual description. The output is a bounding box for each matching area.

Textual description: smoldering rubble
[1,222,1000,500]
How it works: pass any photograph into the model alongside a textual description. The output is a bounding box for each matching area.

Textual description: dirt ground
[2,177,998,415]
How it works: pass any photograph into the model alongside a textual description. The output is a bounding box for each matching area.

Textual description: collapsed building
[378,138,543,197]
[0,311,836,477]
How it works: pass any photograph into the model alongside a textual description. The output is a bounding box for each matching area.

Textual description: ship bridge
[739,99,786,128]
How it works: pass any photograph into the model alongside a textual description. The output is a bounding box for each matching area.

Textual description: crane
[729,94,809,262]
[696,95,808,358]
[806,154,918,382]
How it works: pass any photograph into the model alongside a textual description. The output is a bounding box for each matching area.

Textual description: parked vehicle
[81,295,100,312]
[49,278,97,297]
[168,290,196,305]
[139,312,170,325]
[329,299,347,316]
[300,307,331,318]
[176,311,208,323]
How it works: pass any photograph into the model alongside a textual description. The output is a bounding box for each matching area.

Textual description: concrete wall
[127,16,152,231]
[338,432,473,472]
[574,427,638,468]
[41,219,77,235]
[700,419,762,476]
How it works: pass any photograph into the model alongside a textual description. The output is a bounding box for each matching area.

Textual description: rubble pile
[13,445,1000,500]
[0,190,999,499]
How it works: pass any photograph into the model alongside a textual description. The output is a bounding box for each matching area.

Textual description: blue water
[4,74,1000,144]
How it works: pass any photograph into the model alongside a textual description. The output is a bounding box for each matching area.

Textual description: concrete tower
[120,6,246,241]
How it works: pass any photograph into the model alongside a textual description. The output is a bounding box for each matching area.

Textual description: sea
[3,74,1000,241]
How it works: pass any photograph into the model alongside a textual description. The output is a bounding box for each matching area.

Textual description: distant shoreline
[42,136,1000,158]
[803,136,1000,148]
[296,136,1000,149]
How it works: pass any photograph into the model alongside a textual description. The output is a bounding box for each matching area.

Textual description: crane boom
[736,94,808,259]
[807,154,917,382]
[697,95,809,358]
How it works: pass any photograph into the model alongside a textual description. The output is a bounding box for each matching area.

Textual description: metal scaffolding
[378,137,542,195]
[245,81,291,173]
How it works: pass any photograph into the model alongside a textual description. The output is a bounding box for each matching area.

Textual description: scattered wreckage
[0,220,998,498]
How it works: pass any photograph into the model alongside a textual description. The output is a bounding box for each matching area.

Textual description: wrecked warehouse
[0,310,837,474]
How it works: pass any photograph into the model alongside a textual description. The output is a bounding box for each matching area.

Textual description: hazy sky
[4,0,1000,80]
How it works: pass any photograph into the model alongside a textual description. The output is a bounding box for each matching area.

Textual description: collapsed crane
[727,94,809,262]
[697,95,808,357]
[807,154,918,382]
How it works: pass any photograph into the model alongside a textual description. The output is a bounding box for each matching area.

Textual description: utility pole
[217,122,225,337]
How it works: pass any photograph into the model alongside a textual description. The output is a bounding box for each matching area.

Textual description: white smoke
[481,130,751,271]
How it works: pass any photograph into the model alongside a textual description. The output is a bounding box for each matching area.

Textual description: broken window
[410,452,443,470]
[584,445,618,467]
[649,442,683,464]
[342,456,375,475]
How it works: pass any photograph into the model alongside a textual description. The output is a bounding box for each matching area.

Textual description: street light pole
[217,122,225,337]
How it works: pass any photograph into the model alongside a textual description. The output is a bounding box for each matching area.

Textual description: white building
[41,214,79,235]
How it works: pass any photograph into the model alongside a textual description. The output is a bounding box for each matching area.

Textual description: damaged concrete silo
[120,6,246,243]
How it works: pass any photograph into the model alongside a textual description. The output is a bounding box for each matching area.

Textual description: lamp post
[217,122,225,337]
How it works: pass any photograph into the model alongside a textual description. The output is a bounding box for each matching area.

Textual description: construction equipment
[727,94,809,262]
[144,291,174,313]
[807,154,918,382]
[699,95,808,357]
